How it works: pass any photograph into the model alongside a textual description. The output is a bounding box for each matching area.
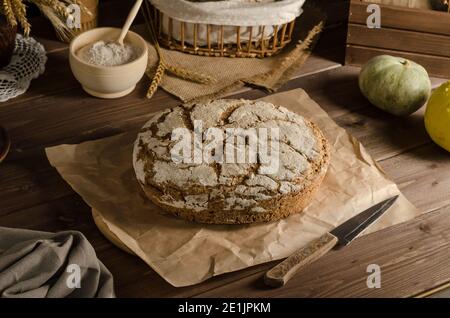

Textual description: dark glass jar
[0,16,17,69]
[430,0,449,12]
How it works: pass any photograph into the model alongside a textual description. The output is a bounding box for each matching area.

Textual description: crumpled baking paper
[45,89,419,287]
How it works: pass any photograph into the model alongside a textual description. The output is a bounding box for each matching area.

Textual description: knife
[264,195,399,287]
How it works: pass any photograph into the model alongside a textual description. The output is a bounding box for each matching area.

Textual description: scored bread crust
[133,99,330,224]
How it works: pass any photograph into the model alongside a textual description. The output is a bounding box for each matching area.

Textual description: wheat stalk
[2,0,17,27]
[141,1,215,99]
[34,2,71,40]
[1,0,88,37]
[11,0,30,36]
[297,21,324,51]
[147,60,165,99]
[142,1,165,99]
[164,63,216,84]
[35,0,69,18]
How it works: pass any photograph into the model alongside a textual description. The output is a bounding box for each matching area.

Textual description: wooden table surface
[1,0,450,298]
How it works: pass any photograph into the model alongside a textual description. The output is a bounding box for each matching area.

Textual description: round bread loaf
[133,99,330,224]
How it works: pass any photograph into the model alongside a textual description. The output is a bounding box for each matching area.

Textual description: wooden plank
[0,50,345,215]
[276,65,446,162]
[2,0,450,296]
[0,195,170,296]
[316,0,350,26]
[0,76,353,220]
[0,153,73,216]
[346,1,450,78]
[311,23,348,64]
[0,49,79,106]
[2,77,447,298]
[0,194,280,297]
[3,64,446,216]
[1,14,346,140]
[206,24,348,99]
[334,107,431,162]
[194,206,450,298]
[0,53,343,160]
[349,1,450,36]
[0,22,346,149]
[4,193,450,298]
[416,281,450,298]
[2,130,450,297]
[347,23,450,58]
[379,143,450,214]
[0,194,95,235]
[346,45,450,78]
[1,66,450,297]
[429,285,450,298]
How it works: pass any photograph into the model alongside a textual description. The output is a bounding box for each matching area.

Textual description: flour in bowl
[77,41,139,67]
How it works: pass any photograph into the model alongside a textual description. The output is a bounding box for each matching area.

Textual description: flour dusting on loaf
[133,99,330,224]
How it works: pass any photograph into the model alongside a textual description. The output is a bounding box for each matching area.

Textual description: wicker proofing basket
[146,0,303,58]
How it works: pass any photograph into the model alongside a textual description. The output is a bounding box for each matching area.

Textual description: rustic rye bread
[133,99,330,224]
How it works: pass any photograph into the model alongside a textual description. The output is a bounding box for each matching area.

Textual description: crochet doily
[0,35,47,103]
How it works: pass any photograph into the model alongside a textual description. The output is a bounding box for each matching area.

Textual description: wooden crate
[346,0,450,78]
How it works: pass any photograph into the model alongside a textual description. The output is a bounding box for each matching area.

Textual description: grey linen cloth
[0,227,115,298]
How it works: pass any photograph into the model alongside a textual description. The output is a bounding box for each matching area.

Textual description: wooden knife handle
[264,232,338,287]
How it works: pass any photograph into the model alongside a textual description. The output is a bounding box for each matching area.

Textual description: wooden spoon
[116,0,144,46]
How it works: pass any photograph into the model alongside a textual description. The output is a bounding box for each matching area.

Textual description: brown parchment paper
[45,89,420,287]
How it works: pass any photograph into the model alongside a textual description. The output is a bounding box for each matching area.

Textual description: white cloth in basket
[150,0,305,45]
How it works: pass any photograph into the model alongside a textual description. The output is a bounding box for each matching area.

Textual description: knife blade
[264,195,398,288]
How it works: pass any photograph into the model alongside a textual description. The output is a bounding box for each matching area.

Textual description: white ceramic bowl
[69,27,148,99]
